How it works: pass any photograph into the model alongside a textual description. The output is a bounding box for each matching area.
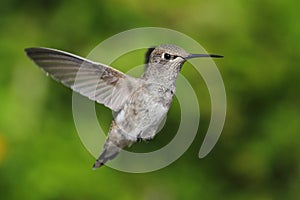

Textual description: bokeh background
[1,0,299,199]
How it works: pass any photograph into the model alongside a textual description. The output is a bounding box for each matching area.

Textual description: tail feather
[93,126,134,169]
[93,140,122,169]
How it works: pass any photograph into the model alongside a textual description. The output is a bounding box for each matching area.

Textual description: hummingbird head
[145,44,223,68]
[143,44,223,84]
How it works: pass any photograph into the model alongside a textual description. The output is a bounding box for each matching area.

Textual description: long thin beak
[185,54,224,60]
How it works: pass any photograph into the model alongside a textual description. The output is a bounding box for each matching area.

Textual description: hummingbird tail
[92,140,121,169]
[93,129,134,170]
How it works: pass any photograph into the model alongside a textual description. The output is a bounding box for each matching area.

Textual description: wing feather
[25,47,139,111]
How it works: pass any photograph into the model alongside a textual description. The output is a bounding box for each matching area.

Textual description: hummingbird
[25,44,223,169]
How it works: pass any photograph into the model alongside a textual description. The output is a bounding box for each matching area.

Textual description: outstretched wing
[25,47,139,112]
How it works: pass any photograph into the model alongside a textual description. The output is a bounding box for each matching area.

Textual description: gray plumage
[25,44,222,169]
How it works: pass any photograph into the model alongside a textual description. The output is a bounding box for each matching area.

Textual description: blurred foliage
[0,0,300,199]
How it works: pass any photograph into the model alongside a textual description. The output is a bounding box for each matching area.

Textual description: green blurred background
[1,0,300,199]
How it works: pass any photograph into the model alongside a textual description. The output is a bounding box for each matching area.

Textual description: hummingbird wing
[25,47,139,112]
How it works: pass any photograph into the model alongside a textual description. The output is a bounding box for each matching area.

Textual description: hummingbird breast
[114,83,174,140]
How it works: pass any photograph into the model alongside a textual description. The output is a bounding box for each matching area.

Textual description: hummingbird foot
[136,132,143,142]
[136,137,143,142]
[144,137,153,143]
[136,136,153,143]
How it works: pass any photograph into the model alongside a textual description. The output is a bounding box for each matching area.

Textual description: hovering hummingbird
[25,44,223,169]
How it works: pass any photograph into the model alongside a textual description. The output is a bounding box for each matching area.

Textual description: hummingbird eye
[163,53,171,60]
